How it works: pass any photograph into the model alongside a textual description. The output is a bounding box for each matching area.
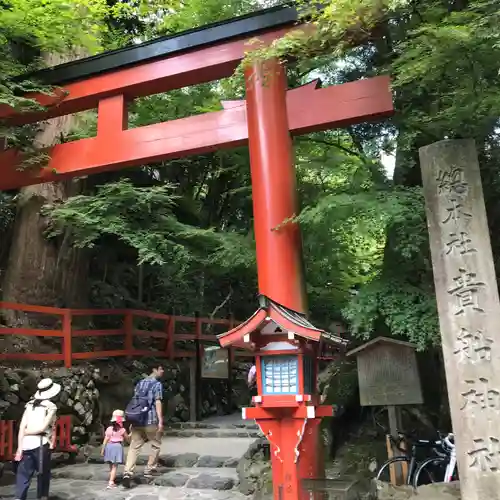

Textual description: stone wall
[0,357,251,445]
[236,438,271,496]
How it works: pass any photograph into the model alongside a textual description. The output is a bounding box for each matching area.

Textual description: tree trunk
[1,52,89,327]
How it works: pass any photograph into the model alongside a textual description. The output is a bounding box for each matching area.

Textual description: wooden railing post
[190,313,203,422]
[0,302,241,368]
[8,419,13,460]
[63,310,72,368]
[166,316,175,359]
[0,420,14,460]
[227,314,235,413]
[55,415,77,453]
[124,311,134,355]
[228,313,235,364]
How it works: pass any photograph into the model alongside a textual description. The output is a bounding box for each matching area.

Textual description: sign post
[347,337,423,485]
[201,346,229,379]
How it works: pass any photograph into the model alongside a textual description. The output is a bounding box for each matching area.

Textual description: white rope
[293,418,308,463]
[257,423,283,463]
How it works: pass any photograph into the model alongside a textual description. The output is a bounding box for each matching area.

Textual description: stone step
[167,421,259,431]
[164,428,262,439]
[301,478,374,500]
[83,435,255,468]
[85,452,240,469]
[51,463,239,491]
[0,477,250,500]
[152,467,238,490]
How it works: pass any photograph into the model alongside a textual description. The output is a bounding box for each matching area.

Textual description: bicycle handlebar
[389,430,454,454]
[443,434,455,450]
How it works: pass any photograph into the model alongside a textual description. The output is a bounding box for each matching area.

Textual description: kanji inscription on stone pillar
[420,139,500,499]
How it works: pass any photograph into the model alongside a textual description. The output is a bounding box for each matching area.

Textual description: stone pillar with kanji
[420,139,500,499]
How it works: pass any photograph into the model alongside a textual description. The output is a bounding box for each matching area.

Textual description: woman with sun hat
[14,378,61,500]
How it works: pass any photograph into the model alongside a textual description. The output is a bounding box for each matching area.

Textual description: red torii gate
[0,5,394,499]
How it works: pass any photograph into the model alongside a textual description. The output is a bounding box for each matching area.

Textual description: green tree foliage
[0,0,114,157]
[0,0,109,99]
[258,0,500,348]
[45,180,221,268]
[4,0,500,351]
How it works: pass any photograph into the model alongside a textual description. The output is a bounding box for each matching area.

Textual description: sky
[381,151,396,179]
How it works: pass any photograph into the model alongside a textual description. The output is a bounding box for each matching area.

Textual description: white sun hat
[111,409,125,422]
[34,378,62,401]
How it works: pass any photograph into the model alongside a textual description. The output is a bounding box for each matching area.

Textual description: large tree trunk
[1,52,89,327]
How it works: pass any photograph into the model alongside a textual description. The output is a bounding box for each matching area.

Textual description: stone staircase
[164,420,263,439]
[0,415,261,500]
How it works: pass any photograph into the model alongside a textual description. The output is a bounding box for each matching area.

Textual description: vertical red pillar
[62,310,72,368]
[124,311,134,355]
[245,59,307,314]
[255,415,323,500]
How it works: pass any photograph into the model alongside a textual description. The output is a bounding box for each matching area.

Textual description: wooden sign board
[347,337,423,407]
[202,346,229,379]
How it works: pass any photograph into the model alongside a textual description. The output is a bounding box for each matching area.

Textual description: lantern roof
[218,295,348,349]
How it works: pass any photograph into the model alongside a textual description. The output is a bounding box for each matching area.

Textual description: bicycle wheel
[376,457,412,484]
[413,456,449,487]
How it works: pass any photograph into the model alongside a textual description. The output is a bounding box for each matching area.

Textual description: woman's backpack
[24,399,55,438]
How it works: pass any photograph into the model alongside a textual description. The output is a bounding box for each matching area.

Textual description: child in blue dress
[101,410,129,489]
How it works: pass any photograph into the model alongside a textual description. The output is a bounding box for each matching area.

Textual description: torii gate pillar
[242,59,327,500]
[245,58,306,314]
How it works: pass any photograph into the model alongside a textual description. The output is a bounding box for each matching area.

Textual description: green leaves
[0,0,108,53]
[237,0,410,72]
[343,278,440,350]
[45,179,222,268]
[392,0,500,141]
[0,0,114,160]
[5,0,500,352]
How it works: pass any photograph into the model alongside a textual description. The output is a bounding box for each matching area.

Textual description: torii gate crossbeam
[0,5,393,194]
[0,77,391,190]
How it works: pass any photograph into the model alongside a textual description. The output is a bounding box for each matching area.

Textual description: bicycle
[412,433,458,487]
[375,431,447,486]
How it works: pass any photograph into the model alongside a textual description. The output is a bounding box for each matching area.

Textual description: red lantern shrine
[218,296,346,500]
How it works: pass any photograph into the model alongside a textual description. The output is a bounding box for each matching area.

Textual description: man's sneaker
[144,466,157,478]
[122,474,131,489]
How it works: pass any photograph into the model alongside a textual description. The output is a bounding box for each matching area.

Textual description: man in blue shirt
[122,364,164,488]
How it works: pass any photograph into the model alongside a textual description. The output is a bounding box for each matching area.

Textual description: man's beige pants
[124,426,161,475]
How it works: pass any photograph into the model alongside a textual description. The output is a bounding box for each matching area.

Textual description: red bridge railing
[0,302,335,367]
[0,302,254,367]
[0,420,13,460]
[0,416,75,461]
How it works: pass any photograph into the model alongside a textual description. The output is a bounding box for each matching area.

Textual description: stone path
[0,414,260,500]
[0,479,250,500]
